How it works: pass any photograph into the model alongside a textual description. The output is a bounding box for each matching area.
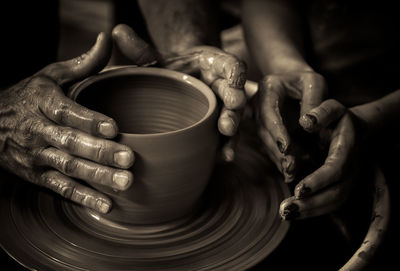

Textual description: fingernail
[301,114,317,133]
[96,199,111,214]
[218,118,236,136]
[282,158,294,173]
[280,203,299,220]
[114,151,134,168]
[98,121,116,137]
[276,139,286,153]
[222,147,235,162]
[284,172,295,183]
[113,171,131,189]
[295,183,312,199]
[218,117,237,137]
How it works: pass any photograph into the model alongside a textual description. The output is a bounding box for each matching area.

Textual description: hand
[279,100,362,220]
[112,24,247,161]
[0,33,135,214]
[255,71,328,182]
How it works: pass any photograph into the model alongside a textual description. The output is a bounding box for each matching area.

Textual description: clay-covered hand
[255,71,328,182]
[279,99,362,220]
[112,24,247,141]
[0,33,134,214]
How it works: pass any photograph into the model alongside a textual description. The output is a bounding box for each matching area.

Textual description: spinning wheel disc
[0,141,290,271]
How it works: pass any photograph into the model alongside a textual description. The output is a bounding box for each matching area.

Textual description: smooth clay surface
[70,67,219,224]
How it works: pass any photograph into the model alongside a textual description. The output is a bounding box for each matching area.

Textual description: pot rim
[68,65,218,138]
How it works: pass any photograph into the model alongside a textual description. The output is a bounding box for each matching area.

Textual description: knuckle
[61,129,79,150]
[95,142,109,162]
[40,63,64,80]
[90,166,104,181]
[62,157,79,175]
[20,118,44,142]
[53,102,73,124]
[28,75,53,88]
[41,171,75,199]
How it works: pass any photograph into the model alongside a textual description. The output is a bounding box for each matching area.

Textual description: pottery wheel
[0,138,290,271]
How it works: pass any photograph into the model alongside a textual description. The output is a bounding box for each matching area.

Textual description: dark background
[0,0,398,270]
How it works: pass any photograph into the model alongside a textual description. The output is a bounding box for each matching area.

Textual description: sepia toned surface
[0,130,290,271]
[70,67,219,224]
[0,0,398,270]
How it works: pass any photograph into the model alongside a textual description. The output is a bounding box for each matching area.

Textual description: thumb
[37,32,112,85]
[112,24,158,65]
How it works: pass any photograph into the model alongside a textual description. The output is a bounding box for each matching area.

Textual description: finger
[294,114,355,199]
[299,72,327,118]
[197,47,247,88]
[258,76,291,153]
[280,182,349,220]
[299,99,346,133]
[112,24,158,65]
[40,170,112,214]
[39,124,134,168]
[244,80,259,99]
[37,147,133,190]
[218,107,240,136]
[211,79,247,110]
[38,83,118,138]
[201,69,218,86]
[221,136,239,163]
[258,128,296,183]
[37,32,112,85]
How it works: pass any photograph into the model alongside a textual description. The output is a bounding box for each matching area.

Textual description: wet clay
[70,67,219,224]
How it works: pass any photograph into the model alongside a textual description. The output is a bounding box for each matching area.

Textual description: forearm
[350,89,400,143]
[242,0,312,74]
[137,0,219,57]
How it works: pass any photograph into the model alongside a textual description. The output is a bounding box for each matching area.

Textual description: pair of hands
[0,25,247,214]
[254,70,363,220]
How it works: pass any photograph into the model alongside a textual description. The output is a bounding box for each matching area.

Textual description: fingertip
[96,198,112,214]
[299,113,317,133]
[294,182,312,199]
[112,24,131,41]
[113,149,135,169]
[96,31,111,45]
[97,119,119,138]
[279,197,299,220]
[112,24,156,65]
[218,116,237,137]
[88,31,112,62]
[222,145,235,162]
[276,138,288,154]
[113,170,134,191]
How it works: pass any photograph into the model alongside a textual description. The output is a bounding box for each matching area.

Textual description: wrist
[261,55,313,75]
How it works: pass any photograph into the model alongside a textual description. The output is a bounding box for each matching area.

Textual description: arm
[242,0,327,180]
[281,90,400,220]
[137,0,219,56]
[242,0,312,74]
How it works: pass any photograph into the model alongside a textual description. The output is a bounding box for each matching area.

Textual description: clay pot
[69,66,218,224]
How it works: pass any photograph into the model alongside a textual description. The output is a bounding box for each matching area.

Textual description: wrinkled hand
[112,24,247,160]
[280,100,363,220]
[255,71,328,182]
[0,33,135,214]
